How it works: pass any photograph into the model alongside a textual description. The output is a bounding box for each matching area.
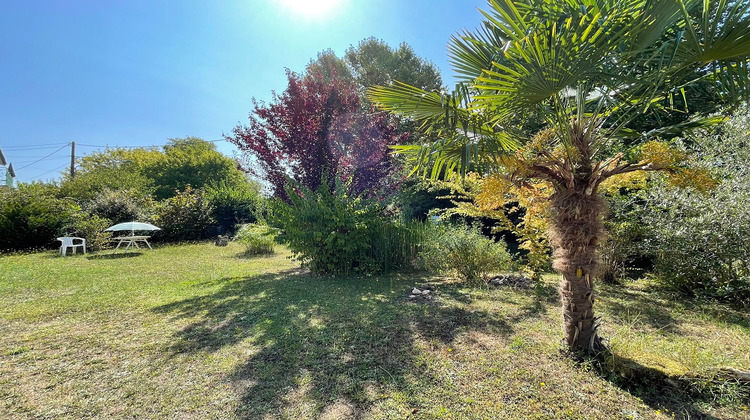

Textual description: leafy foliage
[419,223,515,286]
[84,188,154,224]
[272,178,380,275]
[234,223,277,256]
[272,178,423,275]
[229,57,406,199]
[144,137,247,200]
[205,180,264,234]
[60,138,246,202]
[59,147,159,202]
[638,112,750,304]
[344,37,443,91]
[394,178,457,221]
[421,173,551,278]
[153,187,215,242]
[62,210,113,252]
[642,180,750,305]
[0,183,77,251]
[598,194,651,284]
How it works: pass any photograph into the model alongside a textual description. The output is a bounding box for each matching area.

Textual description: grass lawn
[1,243,748,419]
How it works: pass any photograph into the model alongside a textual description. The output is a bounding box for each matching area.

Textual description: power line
[11,155,70,160]
[19,163,69,180]
[4,138,230,150]
[15,143,70,171]
[2,143,71,151]
[76,138,229,149]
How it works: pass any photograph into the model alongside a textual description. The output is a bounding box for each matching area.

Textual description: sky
[0,0,488,183]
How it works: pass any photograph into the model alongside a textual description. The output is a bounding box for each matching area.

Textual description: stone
[488,274,532,288]
[411,288,422,295]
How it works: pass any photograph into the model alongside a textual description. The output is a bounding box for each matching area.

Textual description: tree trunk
[549,187,606,352]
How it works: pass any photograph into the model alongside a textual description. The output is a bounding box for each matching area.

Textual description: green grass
[1,243,748,419]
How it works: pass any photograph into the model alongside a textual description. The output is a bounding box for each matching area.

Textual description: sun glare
[279,0,343,19]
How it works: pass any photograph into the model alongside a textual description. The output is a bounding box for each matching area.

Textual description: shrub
[61,211,113,252]
[205,180,264,234]
[420,224,514,286]
[273,178,422,275]
[635,109,750,304]
[153,186,215,242]
[642,178,750,305]
[234,223,277,255]
[272,179,380,275]
[599,192,651,284]
[0,183,77,251]
[84,188,153,224]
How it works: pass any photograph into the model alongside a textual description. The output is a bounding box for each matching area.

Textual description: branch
[527,164,567,187]
[600,161,674,180]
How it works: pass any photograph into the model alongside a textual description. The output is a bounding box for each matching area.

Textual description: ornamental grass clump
[234,223,277,256]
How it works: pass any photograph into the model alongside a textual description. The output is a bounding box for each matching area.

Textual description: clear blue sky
[0,0,487,182]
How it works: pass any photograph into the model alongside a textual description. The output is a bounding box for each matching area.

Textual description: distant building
[0,148,15,188]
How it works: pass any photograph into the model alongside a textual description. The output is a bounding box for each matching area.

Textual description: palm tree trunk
[549,187,605,352]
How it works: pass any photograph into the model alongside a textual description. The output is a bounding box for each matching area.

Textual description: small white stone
[408,294,417,299]
[411,288,422,294]
[421,290,430,295]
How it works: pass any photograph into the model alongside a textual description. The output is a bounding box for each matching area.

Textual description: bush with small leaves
[205,180,264,235]
[420,223,515,286]
[84,188,153,224]
[272,177,425,275]
[152,186,215,242]
[0,183,77,251]
[62,211,113,252]
[631,109,750,304]
[642,177,750,305]
[272,178,381,275]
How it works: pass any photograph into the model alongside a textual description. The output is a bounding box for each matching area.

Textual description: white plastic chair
[57,237,86,256]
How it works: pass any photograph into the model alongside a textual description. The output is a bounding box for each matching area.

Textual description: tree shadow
[86,252,143,260]
[599,283,750,334]
[152,270,514,418]
[598,287,682,334]
[234,252,280,260]
[589,350,730,420]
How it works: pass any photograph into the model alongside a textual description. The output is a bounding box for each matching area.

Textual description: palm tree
[370,0,750,351]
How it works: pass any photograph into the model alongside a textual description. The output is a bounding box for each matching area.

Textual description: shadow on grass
[600,284,750,333]
[589,350,737,420]
[234,252,279,260]
[152,270,514,418]
[597,286,683,334]
[86,252,143,260]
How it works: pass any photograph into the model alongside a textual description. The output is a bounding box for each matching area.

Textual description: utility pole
[70,141,76,179]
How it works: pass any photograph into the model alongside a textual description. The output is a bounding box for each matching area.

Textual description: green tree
[345,37,443,91]
[145,137,247,200]
[0,182,77,250]
[60,147,160,201]
[371,0,750,351]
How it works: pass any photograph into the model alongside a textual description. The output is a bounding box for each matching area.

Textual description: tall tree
[60,147,161,201]
[345,37,443,91]
[60,138,246,201]
[371,0,750,351]
[229,59,406,199]
[144,137,246,200]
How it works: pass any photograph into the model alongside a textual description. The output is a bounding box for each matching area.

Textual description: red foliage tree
[228,61,406,199]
